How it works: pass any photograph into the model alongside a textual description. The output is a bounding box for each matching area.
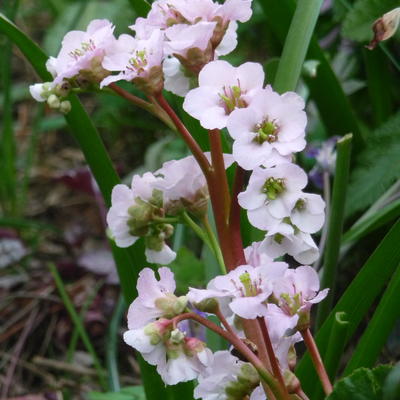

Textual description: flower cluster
[30,0,253,102]
[124,259,327,398]
[107,154,233,264]
[30,1,332,398]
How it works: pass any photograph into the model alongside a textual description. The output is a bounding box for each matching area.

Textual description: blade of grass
[296,218,400,395]
[48,263,107,390]
[258,0,363,149]
[316,134,353,329]
[342,199,400,244]
[106,293,126,392]
[0,0,19,216]
[273,0,324,93]
[66,280,104,362]
[343,262,400,375]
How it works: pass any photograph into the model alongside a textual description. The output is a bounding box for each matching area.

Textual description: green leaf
[169,247,205,294]
[296,219,400,395]
[127,0,151,17]
[89,386,146,400]
[344,263,400,374]
[258,0,363,150]
[346,112,400,217]
[342,0,399,42]
[383,362,400,400]
[327,365,393,400]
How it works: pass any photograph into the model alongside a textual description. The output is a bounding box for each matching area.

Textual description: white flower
[183,60,265,129]
[238,163,307,231]
[291,193,325,234]
[48,19,116,85]
[163,56,192,96]
[124,322,212,385]
[227,87,307,170]
[127,267,185,329]
[188,262,287,319]
[260,225,320,264]
[101,29,164,92]
[106,172,177,264]
[194,351,245,400]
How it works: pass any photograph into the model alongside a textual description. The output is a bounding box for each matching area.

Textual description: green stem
[274,0,324,93]
[106,293,126,392]
[202,216,226,274]
[153,216,181,224]
[316,134,352,328]
[48,263,107,390]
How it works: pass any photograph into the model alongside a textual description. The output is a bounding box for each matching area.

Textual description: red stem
[229,165,247,266]
[301,328,333,395]
[109,83,153,110]
[156,94,211,176]
[257,318,289,398]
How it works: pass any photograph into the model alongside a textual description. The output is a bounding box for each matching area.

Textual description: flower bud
[367,7,400,50]
[60,101,72,114]
[283,370,301,394]
[192,297,219,314]
[170,328,185,344]
[47,94,61,109]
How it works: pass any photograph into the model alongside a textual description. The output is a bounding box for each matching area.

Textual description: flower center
[239,272,258,297]
[295,198,306,210]
[262,177,286,200]
[69,39,96,60]
[254,119,279,144]
[219,82,247,114]
[128,50,148,73]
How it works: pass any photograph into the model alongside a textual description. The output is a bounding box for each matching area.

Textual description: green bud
[224,362,260,400]
[60,101,72,114]
[193,298,219,314]
[47,94,60,109]
[283,370,301,394]
[170,328,185,344]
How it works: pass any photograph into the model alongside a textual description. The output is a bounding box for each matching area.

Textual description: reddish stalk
[155,93,211,176]
[301,328,333,395]
[229,165,246,266]
[109,83,154,110]
[257,318,289,398]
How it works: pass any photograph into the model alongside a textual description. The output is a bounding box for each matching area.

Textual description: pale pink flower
[188,263,287,319]
[124,321,212,385]
[273,265,329,316]
[227,87,307,170]
[194,350,245,400]
[183,60,265,129]
[244,241,273,267]
[101,29,164,91]
[126,267,185,330]
[249,385,266,400]
[48,19,116,84]
[238,163,307,231]
[106,173,177,264]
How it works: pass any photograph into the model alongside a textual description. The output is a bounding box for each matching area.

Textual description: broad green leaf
[383,363,400,400]
[327,366,393,400]
[346,112,400,217]
[342,0,399,42]
[169,247,205,294]
[296,219,400,395]
[344,263,400,374]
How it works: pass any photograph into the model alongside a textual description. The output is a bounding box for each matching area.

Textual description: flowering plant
[2,0,400,399]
